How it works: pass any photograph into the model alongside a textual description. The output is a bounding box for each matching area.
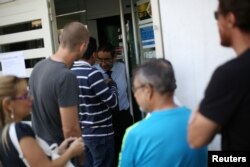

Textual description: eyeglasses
[13,92,32,100]
[132,84,145,93]
[214,11,219,20]
[96,58,113,63]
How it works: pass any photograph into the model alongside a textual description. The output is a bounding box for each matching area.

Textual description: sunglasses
[214,11,219,20]
[13,91,32,100]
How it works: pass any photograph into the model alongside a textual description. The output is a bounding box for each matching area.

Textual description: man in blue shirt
[119,59,207,167]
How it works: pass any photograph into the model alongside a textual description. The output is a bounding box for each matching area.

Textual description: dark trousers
[112,109,133,166]
[83,135,115,167]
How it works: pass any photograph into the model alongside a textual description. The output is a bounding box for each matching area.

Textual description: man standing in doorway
[188,0,250,150]
[29,22,89,165]
[94,43,133,165]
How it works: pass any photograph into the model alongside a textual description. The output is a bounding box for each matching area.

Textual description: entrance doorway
[53,0,142,121]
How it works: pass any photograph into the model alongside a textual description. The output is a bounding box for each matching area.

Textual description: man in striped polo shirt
[71,37,118,167]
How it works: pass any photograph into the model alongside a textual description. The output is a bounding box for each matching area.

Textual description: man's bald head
[60,22,89,51]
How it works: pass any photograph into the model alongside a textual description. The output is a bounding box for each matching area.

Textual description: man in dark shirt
[94,43,133,166]
[29,22,89,165]
[188,0,250,150]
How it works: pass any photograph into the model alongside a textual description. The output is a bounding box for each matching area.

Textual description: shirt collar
[95,64,114,73]
[74,60,91,66]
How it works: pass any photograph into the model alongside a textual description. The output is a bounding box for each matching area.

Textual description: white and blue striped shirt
[94,61,129,111]
[71,60,118,138]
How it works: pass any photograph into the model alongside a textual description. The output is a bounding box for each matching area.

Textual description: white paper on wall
[0,51,27,77]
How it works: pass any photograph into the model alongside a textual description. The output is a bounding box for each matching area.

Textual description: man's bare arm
[188,109,220,148]
[60,105,84,165]
[60,105,81,139]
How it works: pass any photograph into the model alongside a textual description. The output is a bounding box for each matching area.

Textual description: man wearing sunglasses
[188,0,250,151]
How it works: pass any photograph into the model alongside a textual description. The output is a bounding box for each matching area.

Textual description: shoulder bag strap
[9,123,30,167]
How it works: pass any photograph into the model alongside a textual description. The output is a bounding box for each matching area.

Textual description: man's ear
[226,12,236,28]
[80,41,88,52]
[148,85,154,99]
[92,52,97,59]
[145,84,153,100]
[112,53,117,61]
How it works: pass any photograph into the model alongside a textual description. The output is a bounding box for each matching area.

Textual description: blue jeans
[83,135,115,167]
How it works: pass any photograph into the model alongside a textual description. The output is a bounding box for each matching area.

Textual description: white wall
[158,0,235,149]
[159,0,234,109]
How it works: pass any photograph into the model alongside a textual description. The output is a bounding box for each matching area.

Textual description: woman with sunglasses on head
[0,76,84,167]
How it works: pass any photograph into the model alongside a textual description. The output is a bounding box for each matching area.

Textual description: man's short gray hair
[133,58,177,95]
[60,22,89,50]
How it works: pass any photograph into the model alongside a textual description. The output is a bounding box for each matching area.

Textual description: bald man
[30,22,89,147]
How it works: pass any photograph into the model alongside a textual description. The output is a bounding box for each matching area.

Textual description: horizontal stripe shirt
[71,60,118,138]
[94,62,129,111]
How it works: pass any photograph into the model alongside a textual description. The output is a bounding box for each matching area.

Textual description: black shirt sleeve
[199,65,242,128]
[15,122,35,141]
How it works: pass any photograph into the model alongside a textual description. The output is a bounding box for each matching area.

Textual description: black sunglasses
[214,11,219,20]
